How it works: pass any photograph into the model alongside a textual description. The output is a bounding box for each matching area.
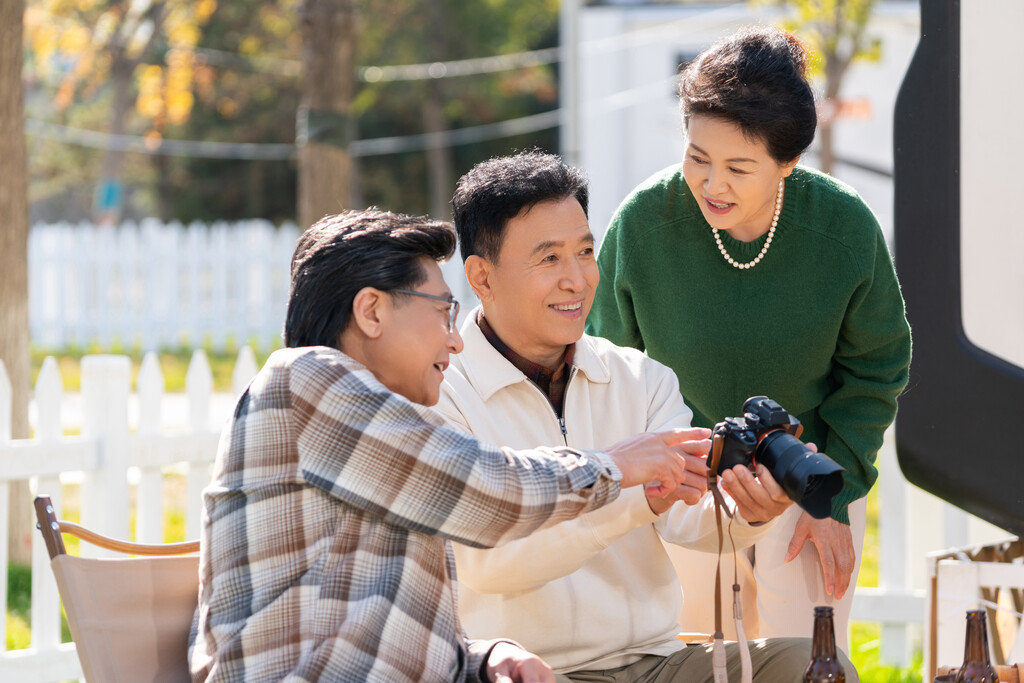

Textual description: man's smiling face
[477,196,598,368]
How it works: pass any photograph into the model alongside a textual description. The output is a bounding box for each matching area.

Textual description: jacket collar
[454,306,611,402]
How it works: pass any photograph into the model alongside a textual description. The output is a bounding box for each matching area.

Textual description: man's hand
[605,427,712,496]
[646,448,710,514]
[719,464,792,523]
[486,642,554,683]
[785,511,856,599]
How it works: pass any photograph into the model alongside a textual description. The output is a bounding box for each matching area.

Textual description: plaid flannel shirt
[189,346,621,682]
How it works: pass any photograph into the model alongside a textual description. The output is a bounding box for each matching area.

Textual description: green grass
[852,621,923,683]
[6,563,32,650]
[31,339,280,393]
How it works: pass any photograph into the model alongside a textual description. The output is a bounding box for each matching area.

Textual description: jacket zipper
[557,367,576,447]
[523,366,576,447]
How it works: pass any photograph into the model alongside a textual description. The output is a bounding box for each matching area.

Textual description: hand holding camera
[718,461,793,524]
[711,396,845,520]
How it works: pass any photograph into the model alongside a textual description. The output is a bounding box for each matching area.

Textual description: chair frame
[34,496,199,559]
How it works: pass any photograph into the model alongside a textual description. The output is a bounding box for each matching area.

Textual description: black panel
[894,0,1024,535]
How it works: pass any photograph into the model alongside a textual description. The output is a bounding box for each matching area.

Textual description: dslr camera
[713,396,844,519]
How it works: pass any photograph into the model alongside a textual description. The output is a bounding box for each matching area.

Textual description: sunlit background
[3,2,1023,682]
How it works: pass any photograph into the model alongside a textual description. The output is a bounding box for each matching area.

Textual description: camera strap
[707,435,752,683]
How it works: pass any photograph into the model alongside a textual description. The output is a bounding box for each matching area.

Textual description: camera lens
[756,431,845,519]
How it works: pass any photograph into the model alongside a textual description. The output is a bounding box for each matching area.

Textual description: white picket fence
[29,220,301,351]
[0,350,1014,681]
[0,349,257,682]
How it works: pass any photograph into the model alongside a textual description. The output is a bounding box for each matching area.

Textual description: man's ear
[349,287,389,339]
[465,255,494,302]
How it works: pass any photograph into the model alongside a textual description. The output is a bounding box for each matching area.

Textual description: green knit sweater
[588,164,912,524]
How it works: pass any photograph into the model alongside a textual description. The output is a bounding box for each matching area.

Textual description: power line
[22,2,741,159]
[24,9,560,82]
[359,48,560,82]
[188,7,734,82]
[178,45,563,82]
[25,4,741,83]
[26,118,296,160]
[25,111,561,159]
[25,64,676,160]
[351,110,560,155]
[177,44,566,82]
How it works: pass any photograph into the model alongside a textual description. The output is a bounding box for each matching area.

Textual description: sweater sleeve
[819,218,912,524]
[589,208,645,350]
[289,350,623,548]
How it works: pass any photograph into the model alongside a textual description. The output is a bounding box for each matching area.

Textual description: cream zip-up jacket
[434,310,778,673]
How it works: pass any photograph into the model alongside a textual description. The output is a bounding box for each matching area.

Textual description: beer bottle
[804,606,845,682]
[954,610,998,683]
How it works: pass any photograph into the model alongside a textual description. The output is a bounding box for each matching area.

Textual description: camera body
[713,396,845,519]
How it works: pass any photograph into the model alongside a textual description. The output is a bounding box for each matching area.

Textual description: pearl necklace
[712,178,784,270]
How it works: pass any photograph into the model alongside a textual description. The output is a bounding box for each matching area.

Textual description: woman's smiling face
[682,115,798,242]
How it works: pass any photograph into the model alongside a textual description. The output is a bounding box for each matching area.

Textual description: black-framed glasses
[390,288,460,332]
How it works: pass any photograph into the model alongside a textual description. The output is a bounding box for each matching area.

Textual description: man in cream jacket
[434,151,850,682]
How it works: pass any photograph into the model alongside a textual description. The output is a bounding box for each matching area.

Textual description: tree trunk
[156,152,173,221]
[0,0,34,565]
[248,161,265,220]
[298,0,357,230]
[423,84,453,221]
[818,122,835,176]
[819,51,847,177]
[423,0,453,221]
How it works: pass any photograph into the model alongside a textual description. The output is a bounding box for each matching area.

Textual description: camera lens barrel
[756,431,845,519]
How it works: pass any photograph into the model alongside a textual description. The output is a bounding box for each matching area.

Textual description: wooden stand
[936,664,1024,682]
[927,539,1024,682]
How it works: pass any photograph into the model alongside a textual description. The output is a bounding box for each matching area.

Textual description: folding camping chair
[34,495,200,683]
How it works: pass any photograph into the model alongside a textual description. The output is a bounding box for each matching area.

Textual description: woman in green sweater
[588,26,911,650]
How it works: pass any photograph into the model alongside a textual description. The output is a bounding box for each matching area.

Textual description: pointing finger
[658,427,713,446]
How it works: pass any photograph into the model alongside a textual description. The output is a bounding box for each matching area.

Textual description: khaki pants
[554,637,852,682]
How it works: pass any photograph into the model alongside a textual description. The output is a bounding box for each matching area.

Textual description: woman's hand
[785,511,856,599]
[719,463,792,523]
[486,642,554,683]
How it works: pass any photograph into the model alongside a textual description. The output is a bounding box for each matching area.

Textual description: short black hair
[451,149,589,264]
[678,25,816,164]
[284,208,456,348]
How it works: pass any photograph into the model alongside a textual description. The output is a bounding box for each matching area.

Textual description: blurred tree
[24,0,561,223]
[298,0,357,230]
[762,0,881,174]
[1,0,32,565]
[354,0,560,218]
[155,0,302,224]
[25,0,216,221]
